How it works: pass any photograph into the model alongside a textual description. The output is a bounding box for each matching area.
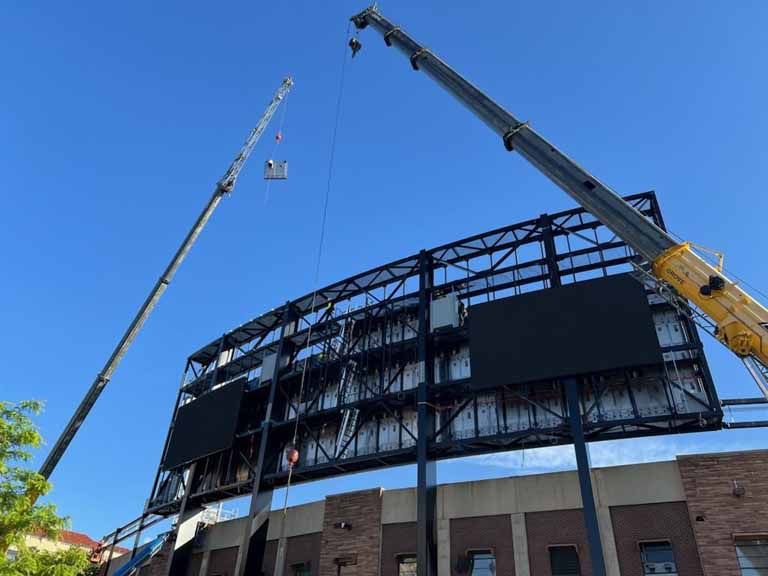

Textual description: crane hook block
[349,37,363,58]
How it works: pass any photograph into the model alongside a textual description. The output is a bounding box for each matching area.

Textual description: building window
[736,537,768,576]
[292,563,312,576]
[468,550,496,576]
[549,546,580,576]
[5,549,18,562]
[640,541,677,575]
[398,555,417,576]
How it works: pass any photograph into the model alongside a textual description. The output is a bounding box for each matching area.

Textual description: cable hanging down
[276,24,353,545]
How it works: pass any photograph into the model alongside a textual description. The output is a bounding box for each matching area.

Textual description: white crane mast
[38,77,294,481]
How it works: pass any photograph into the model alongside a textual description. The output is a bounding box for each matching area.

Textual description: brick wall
[286,533,322,574]
[450,516,515,576]
[525,509,590,576]
[610,502,702,576]
[677,450,768,576]
[381,523,417,576]
[319,489,383,576]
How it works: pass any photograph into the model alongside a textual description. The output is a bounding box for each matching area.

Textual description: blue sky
[2,1,767,539]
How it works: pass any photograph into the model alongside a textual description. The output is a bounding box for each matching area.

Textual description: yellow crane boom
[654,244,768,392]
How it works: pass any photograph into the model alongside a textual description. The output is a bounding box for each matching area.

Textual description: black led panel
[469,274,662,388]
[163,379,245,470]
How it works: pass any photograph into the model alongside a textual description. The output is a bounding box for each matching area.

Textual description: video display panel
[163,379,245,470]
[469,274,662,388]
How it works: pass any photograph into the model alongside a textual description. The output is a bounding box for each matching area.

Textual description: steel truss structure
[144,191,720,521]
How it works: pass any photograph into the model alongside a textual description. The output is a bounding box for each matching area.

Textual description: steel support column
[129,507,147,562]
[102,527,121,576]
[564,378,606,576]
[550,216,608,575]
[539,213,562,289]
[417,250,437,576]
[163,461,198,576]
[234,307,294,576]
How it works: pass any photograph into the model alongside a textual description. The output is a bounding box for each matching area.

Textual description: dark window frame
[734,535,768,576]
[547,544,581,576]
[466,548,496,576]
[396,554,417,576]
[291,561,312,576]
[638,540,678,575]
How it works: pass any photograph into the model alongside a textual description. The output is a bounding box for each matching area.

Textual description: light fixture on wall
[333,522,352,530]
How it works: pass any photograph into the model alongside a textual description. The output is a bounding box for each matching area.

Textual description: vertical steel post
[544,210,607,574]
[129,510,148,562]
[648,192,668,233]
[102,527,121,575]
[416,250,437,576]
[234,306,295,576]
[564,378,606,576]
[539,213,562,289]
[163,461,198,576]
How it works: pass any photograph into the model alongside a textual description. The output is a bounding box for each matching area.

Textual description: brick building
[107,449,767,576]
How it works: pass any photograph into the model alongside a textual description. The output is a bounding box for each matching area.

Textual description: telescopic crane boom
[350,6,768,397]
[38,77,294,481]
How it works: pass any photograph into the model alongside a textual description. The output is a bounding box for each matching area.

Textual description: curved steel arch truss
[145,191,720,518]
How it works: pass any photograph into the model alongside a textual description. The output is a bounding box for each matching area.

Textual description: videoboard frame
[146,191,721,517]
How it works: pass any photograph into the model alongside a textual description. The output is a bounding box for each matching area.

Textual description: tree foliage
[0,401,93,576]
[1,546,93,576]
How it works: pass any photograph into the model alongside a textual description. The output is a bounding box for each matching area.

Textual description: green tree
[3,546,92,576]
[0,401,93,576]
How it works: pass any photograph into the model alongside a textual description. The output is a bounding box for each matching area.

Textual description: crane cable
[276,24,353,559]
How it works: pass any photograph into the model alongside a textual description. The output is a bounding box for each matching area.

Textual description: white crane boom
[38,77,294,481]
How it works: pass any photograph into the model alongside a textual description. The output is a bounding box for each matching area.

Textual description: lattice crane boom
[38,76,294,482]
[219,77,293,191]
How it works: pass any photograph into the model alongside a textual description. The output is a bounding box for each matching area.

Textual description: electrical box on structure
[260,352,288,384]
[431,293,460,332]
[264,159,288,180]
[284,319,298,337]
